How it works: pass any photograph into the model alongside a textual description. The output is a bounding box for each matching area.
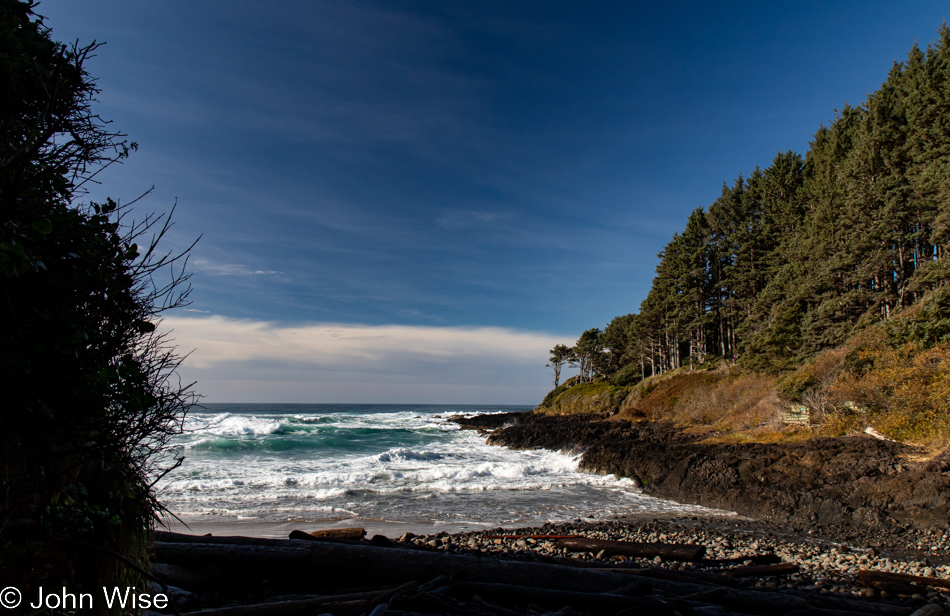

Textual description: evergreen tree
[571,328,604,382]
[546,344,573,387]
[552,23,950,386]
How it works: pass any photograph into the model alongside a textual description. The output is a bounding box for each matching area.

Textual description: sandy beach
[160,512,496,540]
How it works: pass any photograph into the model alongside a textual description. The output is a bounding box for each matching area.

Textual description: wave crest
[187,413,285,436]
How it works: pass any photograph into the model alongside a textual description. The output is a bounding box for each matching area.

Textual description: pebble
[398,516,950,611]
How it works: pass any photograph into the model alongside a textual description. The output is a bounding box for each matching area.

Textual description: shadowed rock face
[455,413,950,533]
[449,411,527,431]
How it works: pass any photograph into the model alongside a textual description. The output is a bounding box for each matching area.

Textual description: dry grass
[553,299,950,447]
[812,348,846,387]
[825,336,950,446]
[699,427,813,445]
[774,303,950,448]
[676,374,781,432]
[617,370,722,421]
[616,369,794,441]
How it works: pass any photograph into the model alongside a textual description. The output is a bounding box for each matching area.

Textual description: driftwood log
[702,553,784,566]
[154,537,688,594]
[482,534,581,540]
[857,569,950,593]
[174,583,419,616]
[783,610,897,616]
[305,527,366,539]
[782,588,914,616]
[449,581,674,614]
[590,566,738,587]
[154,543,313,570]
[155,541,312,572]
[177,594,371,616]
[156,531,300,545]
[153,534,915,616]
[555,537,706,561]
[152,561,224,588]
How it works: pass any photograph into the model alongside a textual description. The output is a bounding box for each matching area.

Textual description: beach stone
[860,588,877,599]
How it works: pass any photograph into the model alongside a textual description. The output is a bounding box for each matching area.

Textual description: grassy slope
[539,294,950,450]
[540,366,797,443]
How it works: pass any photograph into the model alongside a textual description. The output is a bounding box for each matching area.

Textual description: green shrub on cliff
[539,382,573,407]
[880,285,950,348]
[777,362,823,399]
[539,381,631,414]
[562,382,616,397]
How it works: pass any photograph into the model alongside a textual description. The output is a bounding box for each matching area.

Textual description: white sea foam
[186,413,285,436]
[378,449,445,462]
[158,407,723,527]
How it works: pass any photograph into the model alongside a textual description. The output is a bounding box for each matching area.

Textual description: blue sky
[41,1,949,403]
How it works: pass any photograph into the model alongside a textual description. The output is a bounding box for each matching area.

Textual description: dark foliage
[0,0,196,600]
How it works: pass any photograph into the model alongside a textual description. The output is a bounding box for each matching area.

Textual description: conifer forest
[571,26,950,381]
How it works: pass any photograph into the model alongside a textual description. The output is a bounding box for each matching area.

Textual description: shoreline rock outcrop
[455,412,950,538]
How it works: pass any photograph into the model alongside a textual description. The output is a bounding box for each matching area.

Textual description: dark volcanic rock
[450,411,527,431]
[482,413,950,533]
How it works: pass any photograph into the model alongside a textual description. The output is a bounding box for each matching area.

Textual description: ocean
[157,404,722,537]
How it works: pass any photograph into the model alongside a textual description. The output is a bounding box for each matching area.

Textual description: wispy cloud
[158,315,572,403]
[190,259,279,277]
[435,209,515,231]
[161,315,563,369]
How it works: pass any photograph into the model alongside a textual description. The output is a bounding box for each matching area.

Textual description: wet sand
[159,512,521,539]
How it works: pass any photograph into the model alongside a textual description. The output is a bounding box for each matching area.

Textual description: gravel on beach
[394,513,950,613]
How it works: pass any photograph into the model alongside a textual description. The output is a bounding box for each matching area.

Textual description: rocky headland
[452,411,950,554]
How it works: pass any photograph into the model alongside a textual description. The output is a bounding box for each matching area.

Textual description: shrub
[829,339,950,442]
[539,382,573,408]
[797,290,950,443]
[0,0,196,599]
[563,382,615,397]
[777,348,845,399]
[883,285,950,347]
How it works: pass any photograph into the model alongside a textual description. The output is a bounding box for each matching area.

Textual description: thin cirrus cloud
[159,315,568,404]
[189,259,279,277]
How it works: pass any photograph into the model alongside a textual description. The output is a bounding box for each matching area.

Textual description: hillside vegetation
[544,26,950,448]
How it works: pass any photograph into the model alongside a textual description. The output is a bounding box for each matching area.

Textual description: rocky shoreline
[451,411,950,557]
[398,516,950,613]
[145,412,950,615]
[151,516,950,615]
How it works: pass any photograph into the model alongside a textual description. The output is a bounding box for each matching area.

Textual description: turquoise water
[157,404,716,531]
